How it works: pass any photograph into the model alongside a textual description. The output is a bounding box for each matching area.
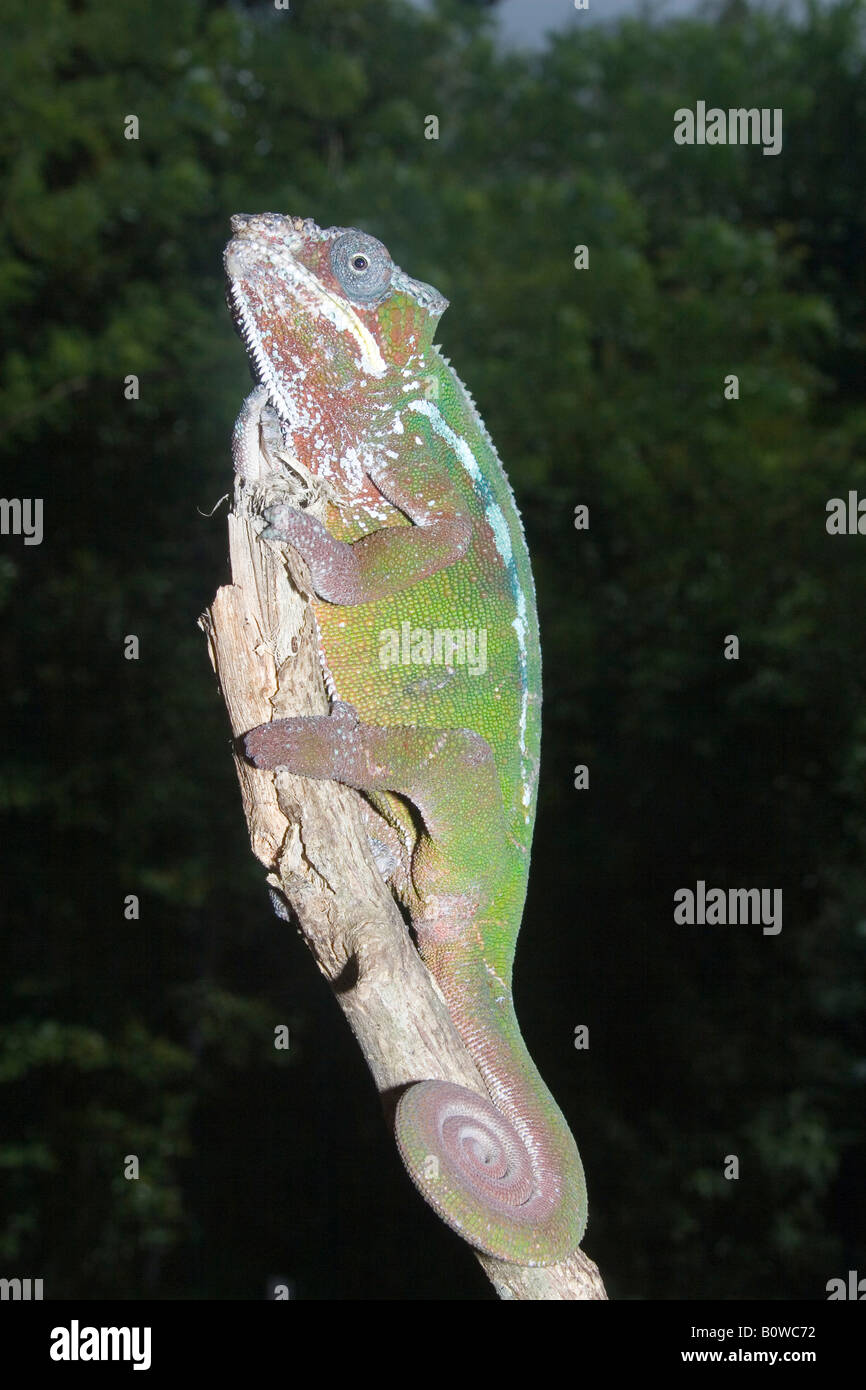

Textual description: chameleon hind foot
[243,708,509,938]
[243,707,586,1262]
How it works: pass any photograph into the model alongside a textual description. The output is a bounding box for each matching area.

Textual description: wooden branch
[199,435,607,1302]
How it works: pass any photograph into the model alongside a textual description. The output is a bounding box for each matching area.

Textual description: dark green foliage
[0,0,862,1298]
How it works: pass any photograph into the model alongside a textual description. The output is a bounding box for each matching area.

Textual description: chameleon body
[224,213,587,1265]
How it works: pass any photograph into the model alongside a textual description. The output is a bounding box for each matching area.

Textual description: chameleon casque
[224,213,587,1265]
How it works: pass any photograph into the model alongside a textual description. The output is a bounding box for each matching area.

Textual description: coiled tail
[394,947,587,1266]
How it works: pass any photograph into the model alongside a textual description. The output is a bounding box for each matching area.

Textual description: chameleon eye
[331,231,393,303]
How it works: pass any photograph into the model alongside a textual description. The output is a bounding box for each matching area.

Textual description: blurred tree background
[0,0,863,1299]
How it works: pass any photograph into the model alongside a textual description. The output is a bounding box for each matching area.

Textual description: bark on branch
[199,434,607,1302]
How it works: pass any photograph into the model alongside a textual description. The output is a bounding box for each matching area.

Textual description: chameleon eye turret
[330,231,394,302]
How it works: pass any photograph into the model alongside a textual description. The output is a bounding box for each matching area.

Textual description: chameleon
[224,213,588,1265]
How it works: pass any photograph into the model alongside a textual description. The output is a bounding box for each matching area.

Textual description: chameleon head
[225,214,448,494]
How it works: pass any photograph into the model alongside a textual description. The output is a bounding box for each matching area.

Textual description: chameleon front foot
[259,501,471,606]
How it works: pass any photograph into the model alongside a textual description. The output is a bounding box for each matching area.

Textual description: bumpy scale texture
[225,214,587,1264]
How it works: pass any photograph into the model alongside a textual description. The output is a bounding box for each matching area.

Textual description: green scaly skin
[224,214,587,1265]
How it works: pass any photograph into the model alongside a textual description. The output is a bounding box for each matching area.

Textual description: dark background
[1,0,864,1300]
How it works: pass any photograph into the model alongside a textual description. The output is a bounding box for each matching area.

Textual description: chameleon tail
[244,711,586,1262]
[394,947,588,1266]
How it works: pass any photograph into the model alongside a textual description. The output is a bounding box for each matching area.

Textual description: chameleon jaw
[225,275,295,425]
[224,215,389,391]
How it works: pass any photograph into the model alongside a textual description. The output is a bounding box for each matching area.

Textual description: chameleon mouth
[225,215,389,389]
[224,269,294,425]
[224,215,314,425]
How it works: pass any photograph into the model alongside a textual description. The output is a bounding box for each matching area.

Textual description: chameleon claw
[259,503,296,542]
[329,699,359,724]
[241,724,279,768]
[242,703,361,772]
